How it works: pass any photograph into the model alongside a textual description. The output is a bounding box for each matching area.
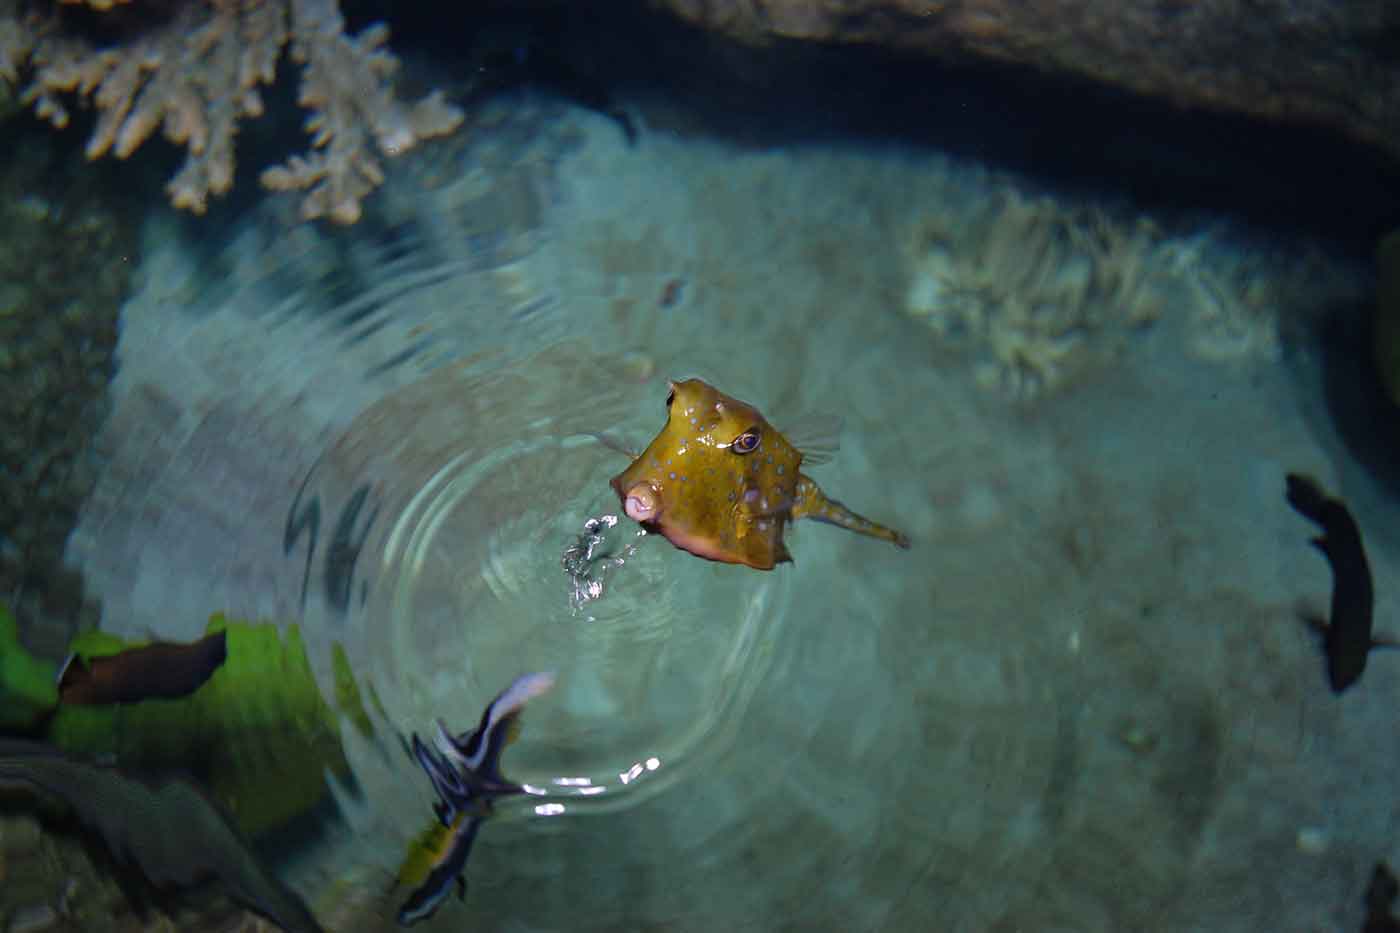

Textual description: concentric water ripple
[289,343,791,831]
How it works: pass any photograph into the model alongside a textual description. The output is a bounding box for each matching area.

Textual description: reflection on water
[292,346,790,825]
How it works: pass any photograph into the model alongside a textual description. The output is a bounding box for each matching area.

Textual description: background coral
[900,175,1350,402]
[0,0,464,222]
[903,187,1165,401]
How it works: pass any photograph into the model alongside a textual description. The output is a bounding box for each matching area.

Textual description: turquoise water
[51,87,1398,932]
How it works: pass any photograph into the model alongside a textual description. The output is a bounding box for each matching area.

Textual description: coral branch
[260,0,462,223]
[0,0,462,222]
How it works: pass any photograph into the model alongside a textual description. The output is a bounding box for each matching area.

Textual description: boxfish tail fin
[790,475,911,549]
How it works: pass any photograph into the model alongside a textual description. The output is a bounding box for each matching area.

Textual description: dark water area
[352,0,1400,255]
[1310,298,1400,510]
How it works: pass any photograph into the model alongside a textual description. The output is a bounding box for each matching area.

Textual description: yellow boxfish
[610,378,910,570]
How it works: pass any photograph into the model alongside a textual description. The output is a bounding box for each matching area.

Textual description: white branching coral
[901,179,1339,401]
[0,0,463,222]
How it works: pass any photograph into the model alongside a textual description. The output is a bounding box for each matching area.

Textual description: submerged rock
[650,0,1400,162]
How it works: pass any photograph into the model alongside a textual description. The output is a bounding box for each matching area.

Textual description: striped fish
[393,672,555,926]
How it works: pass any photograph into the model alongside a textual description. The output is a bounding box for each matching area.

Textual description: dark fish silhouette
[57,630,228,705]
[1364,861,1399,933]
[1285,473,1397,693]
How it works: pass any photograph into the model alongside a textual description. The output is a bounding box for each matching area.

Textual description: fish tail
[791,475,910,549]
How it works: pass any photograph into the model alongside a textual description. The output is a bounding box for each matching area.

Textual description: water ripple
[291,343,791,833]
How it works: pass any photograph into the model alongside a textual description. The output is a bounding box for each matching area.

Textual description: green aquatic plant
[45,613,375,838]
[0,610,381,839]
[0,602,58,732]
[332,640,379,740]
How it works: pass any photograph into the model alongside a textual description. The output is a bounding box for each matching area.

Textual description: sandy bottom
[66,94,1398,931]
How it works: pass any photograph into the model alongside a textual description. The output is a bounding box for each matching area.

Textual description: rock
[647,0,1400,162]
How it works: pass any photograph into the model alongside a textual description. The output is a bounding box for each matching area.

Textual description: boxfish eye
[731,429,760,454]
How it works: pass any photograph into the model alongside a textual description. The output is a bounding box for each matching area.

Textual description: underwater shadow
[1305,300,1400,504]
[383,0,1400,256]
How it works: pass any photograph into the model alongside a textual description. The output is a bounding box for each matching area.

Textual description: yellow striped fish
[391,672,554,927]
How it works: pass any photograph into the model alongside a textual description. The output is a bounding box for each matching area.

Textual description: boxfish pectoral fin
[735,481,796,520]
[790,475,910,549]
[781,412,843,466]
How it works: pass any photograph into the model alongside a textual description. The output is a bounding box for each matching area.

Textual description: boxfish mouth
[615,479,661,523]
